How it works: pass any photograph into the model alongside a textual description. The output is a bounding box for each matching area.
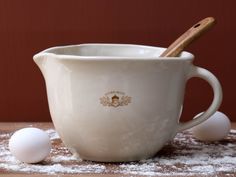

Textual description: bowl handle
[177,66,222,132]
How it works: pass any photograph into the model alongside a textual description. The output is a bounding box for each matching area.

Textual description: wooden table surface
[0,122,235,177]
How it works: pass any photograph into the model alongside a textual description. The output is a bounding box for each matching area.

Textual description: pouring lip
[36,43,194,61]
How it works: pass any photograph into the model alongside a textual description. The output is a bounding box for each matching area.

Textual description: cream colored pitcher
[33,44,222,162]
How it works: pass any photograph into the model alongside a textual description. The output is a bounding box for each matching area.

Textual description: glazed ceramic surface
[33,44,222,162]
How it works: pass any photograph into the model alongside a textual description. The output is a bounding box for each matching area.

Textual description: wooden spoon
[160,17,216,57]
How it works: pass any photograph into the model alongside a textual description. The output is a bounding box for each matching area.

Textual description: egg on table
[191,111,231,141]
[9,127,51,163]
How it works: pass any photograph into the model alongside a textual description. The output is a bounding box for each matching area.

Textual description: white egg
[9,127,51,163]
[191,111,231,141]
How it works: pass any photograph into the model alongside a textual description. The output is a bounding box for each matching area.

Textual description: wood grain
[1,122,235,132]
[160,17,215,57]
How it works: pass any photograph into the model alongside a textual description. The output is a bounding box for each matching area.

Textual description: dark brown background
[0,0,235,122]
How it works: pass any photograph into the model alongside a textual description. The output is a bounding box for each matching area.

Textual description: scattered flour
[46,129,60,140]
[0,128,235,176]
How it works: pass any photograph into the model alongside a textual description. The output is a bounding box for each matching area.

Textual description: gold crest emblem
[100,91,131,107]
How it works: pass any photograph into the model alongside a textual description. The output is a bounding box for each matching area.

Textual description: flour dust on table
[0,128,236,176]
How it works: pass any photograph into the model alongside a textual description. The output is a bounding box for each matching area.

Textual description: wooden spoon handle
[160,17,216,57]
